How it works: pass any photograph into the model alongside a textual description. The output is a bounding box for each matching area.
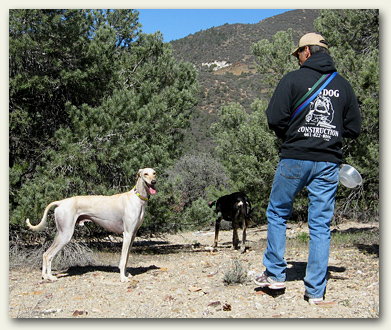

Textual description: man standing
[254,33,362,304]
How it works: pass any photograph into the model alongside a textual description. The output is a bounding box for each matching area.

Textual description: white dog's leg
[42,235,61,281]
[42,254,58,281]
[42,231,73,281]
[119,228,140,282]
[119,231,132,282]
[42,210,75,281]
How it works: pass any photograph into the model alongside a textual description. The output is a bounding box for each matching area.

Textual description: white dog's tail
[26,201,61,232]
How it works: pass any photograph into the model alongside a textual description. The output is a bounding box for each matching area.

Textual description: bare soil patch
[9,221,379,318]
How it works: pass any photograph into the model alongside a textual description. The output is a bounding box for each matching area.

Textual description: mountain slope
[170,9,321,152]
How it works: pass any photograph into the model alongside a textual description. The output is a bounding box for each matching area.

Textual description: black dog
[208,192,253,253]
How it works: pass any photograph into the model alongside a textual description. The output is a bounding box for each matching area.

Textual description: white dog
[26,168,156,282]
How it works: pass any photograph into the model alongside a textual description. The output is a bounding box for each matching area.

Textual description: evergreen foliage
[9,9,198,228]
[211,100,279,215]
[212,9,379,222]
[314,10,379,221]
[9,9,379,242]
[251,29,298,92]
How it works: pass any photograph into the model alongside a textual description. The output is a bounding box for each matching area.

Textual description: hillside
[170,9,321,152]
[171,9,320,65]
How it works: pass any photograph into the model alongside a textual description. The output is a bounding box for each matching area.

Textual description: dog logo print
[305,94,336,129]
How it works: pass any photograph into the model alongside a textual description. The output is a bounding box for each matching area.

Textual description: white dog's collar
[133,186,148,202]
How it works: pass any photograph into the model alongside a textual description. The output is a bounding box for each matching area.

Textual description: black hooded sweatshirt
[266,52,361,164]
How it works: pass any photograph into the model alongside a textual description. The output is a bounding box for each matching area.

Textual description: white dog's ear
[136,169,143,180]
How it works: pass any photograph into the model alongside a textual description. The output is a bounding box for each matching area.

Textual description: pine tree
[213,10,379,222]
[314,9,379,220]
[9,10,199,227]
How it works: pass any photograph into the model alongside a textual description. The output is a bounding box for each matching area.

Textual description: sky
[137,9,293,42]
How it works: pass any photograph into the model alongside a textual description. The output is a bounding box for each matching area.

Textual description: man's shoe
[254,271,286,290]
[305,296,324,305]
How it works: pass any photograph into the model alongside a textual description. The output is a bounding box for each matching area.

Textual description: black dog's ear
[208,201,216,208]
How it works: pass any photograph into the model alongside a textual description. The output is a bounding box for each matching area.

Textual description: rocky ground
[9,221,379,318]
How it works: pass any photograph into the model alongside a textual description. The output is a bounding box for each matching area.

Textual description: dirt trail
[9,221,379,318]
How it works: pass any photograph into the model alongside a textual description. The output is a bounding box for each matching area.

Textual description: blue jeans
[263,159,339,298]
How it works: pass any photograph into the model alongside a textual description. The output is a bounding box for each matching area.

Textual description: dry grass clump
[9,240,97,271]
[222,258,249,285]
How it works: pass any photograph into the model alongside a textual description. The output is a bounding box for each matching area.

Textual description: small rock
[72,310,88,316]
[164,294,175,301]
[41,308,62,315]
[188,286,202,292]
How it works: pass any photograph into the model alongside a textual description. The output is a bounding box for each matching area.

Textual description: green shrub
[181,197,216,231]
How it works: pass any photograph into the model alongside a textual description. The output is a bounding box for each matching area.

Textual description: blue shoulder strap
[290,71,338,122]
